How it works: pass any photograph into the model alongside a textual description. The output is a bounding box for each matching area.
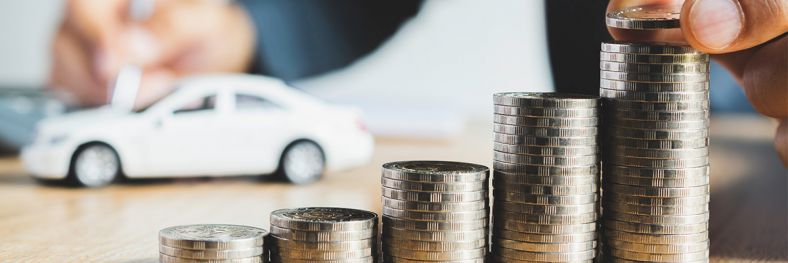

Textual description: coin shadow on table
[708,138,788,260]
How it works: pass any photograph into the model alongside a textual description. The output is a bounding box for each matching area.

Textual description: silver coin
[493,124,598,137]
[603,219,708,235]
[269,255,373,263]
[494,190,597,205]
[382,207,488,221]
[494,201,596,215]
[604,201,708,215]
[606,247,708,262]
[600,79,709,93]
[493,218,596,235]
[492,211,597,225]
[604,229,709,244]
[494,229,597,243]
[493,151,598,166]
[159,254,264,263]
[605,4,681,29]
[494,182,597,196]
[159,245,264,260]
[494,171,597,185]
[604,184,709,198]
[600,89,709,102]
[605,145,708,159]
[603,211,709,225]
[602,192,709,207]
[606,239,708,254]
[601,61,709,75]
[605,137,708,149]
[269,236,374,251]
[383,227,487,242]
[492,246,596,261]
[494,105,598,118]
[494,134,598,147]
[605,173,709,187]
[601,42,701,55]
[159,224,268,250]
[382,197,487,212]
[382,187,487,202]
[493,143,598,156]
[606,119,710,130]
[270,207,377,232]
[605,155,709,168]
[492,239,596,253]
[600,52,709,64]
[493,92,599,108]
[269,226,374,242]
[605,110,709,122]
[601,97,709,112]
[606,257,709,263]
[383,247,486,261]
[272,247,372,260]
[608,127,709,140]
[601,71,709,82]
[380,236,486,251]
[382,215,487,231]
[604,165,709,179]
[383,161,489,181]
[381,255,485,263]
[381,177,487,192]
[494,115,598,127]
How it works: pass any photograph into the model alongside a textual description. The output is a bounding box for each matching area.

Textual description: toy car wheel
[71,144,120,187]
[280,141,325,184]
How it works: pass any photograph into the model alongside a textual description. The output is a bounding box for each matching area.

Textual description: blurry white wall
[0,0,552,137]
[0,1,62,85]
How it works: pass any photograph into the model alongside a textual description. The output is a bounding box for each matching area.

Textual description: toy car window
[174,95,216,114]
[235,94,281,110]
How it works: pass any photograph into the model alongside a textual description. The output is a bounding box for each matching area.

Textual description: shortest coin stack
[159,224,268,263]
[269,207,378,263]
[381,161,490,263]
[492,92,600,263]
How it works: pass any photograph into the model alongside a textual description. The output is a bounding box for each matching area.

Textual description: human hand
[607,0,788,166]
[50,0,255,108]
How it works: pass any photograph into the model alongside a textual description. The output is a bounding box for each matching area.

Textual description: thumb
[681,0,788,53]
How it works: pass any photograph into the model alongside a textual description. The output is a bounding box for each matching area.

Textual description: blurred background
[0,0,755,153]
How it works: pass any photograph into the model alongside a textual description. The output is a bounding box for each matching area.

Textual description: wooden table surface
[0,115,785,262]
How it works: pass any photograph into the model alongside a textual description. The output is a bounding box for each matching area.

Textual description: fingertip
[775,119,788,167]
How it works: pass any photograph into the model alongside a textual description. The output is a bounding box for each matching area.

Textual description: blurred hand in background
[49,0,255,108]
[608,0,788,165]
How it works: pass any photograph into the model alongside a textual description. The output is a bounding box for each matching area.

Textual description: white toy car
[22,74,374,187]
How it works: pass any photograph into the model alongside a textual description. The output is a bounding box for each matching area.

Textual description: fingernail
[690,0,743,49]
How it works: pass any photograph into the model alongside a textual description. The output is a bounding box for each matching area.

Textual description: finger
[63,0,128,86]
[776,119,788,167]
[49,26,108,107]
[715,36,788,118]
[607,0,687,43]
[134,68,178,110]
[681,0,788,53]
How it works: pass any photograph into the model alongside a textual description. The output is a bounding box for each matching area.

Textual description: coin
[492,246,596,261]
[605,156,709,168]
[494,105,598,118]
[601,61,709,75]
[602,192,709,207]
[600,96,709,111]
[494,229,597,243]
[381,177,487,192]
[380,237,486,251]
[604,184,709,198]
[270,207,377,232]
[493,219,596,235]
[495,201,596,215]
[383,227,487,242]
[606,110,709,122]
[494,124,598,137]
[601,52,709,64]
[606,239,708,254]
[269,236,374,251]
[494,92,599,108]
[600,79,709,94]
[601,71,709,82]
[605,137,708,149]
[604,201,708,216]
[383,247,486,261]
[494,171,596,185]
[493,143,598,157]
[159,245,264,260]
[492,211,597,225]
[159,254,264,263]
[606,248,708,261]
[382,216,487,231]
[494,115,598,127]
[382,161,489,183]
[494,182,597,196]
[159,225,268,250]
[600,89,709,102]
[272,247,372,260]
[494,190,597,205]
[604,165,709,179]
[382,255,485,263]
[269,226,374,242]
[607,146,708,159]
[493,162,598,176]
[382,207,488,221]
[601,42,702,55]
[494,151,598,165]
[603,211,709,225]
[382,187,487,202]
[606,4,681,29]
[268,256,373,263]
[605,173,709,187]
[382,197,487,212]
[603,219,708,235]
[493,239,596,253]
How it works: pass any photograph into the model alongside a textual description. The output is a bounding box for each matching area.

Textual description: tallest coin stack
[601,5,711,263]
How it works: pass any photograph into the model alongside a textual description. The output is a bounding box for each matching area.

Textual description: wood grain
[0,116,784,262]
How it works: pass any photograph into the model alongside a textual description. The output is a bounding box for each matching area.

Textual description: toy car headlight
[48,134,69,145]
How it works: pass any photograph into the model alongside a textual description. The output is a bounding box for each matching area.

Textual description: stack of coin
[268,207,378,263]
[380,161,489,262]
[491,92,600,262]
[159,224,268,263]
[601,6,710,262]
